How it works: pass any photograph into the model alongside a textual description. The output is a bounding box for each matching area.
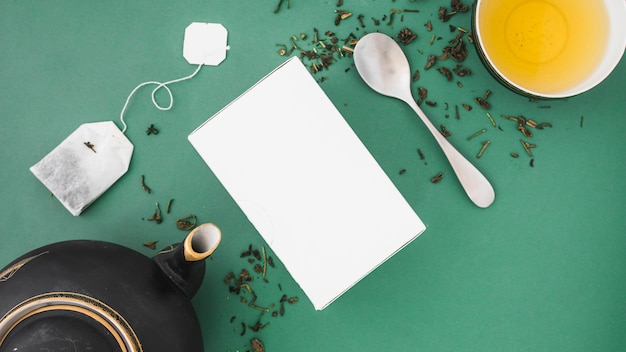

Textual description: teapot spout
[154,223,221,297]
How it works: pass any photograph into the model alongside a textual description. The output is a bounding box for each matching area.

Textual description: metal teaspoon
[354,33,495,208]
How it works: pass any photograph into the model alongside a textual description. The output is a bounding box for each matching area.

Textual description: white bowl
[473,0,626,98]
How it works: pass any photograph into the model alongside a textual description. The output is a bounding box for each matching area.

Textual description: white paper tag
[30,121,133,216]
[183,22,230,66]
[189,57,426,310]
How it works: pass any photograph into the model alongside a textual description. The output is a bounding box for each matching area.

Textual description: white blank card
[189,57,426,310]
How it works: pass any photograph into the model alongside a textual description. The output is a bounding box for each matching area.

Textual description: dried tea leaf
[437,67,453,81]
[424,55,437,70]
[397,28,417,45]
[251,338,265,352]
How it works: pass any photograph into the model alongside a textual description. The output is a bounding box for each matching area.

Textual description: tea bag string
[119,63,204,133]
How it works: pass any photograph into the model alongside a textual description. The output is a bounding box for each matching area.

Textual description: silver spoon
[354,33,495,208]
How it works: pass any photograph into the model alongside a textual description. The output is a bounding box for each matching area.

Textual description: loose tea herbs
[225,244,299,346]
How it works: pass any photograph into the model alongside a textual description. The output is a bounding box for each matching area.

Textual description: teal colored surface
[1,1,625,351]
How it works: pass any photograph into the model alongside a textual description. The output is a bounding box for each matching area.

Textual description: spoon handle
[405,98,495,208]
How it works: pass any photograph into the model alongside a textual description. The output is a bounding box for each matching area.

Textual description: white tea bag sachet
[30,121,133,216]
[29,22,229,216]
[189,57,426,310]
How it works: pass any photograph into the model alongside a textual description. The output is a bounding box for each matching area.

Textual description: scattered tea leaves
[424,55,437,70]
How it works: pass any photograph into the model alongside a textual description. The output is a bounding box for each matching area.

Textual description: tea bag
[30,23,229,215]
[30,121,133,216]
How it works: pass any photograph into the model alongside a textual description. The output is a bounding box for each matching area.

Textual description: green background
[1,1,624,351]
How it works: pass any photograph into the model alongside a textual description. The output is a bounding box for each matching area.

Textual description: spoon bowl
[354,33,495,208]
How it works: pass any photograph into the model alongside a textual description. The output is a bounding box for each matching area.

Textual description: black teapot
[0,223,221,352]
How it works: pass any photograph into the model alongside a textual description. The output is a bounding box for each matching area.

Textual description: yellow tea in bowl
[474,0,626,98]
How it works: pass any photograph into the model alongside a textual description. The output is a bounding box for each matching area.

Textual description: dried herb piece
[412,70,420,82]
[486,112,496,127]
[357,14,365,27]
[274,0,290,13]
[166,198,173,214]
[230,316,236,323]
[143,241,158,250]
[424,55,437,70]
[176,214,197,230]
[84,141,96,153]
[474,97,491,110]
[451,0,469,13]
[224,271,235,284]
[425,100,437,107]
[399,169,407,175]
[439,38,468,62]
[467,128,487,141]
[417,149,425,160]
[437,67,453,81]
[417,87,428,105]
[439,125,451,137]
[334,9,352,25]
[510,153,519,158]
[462,103,472,111]
[453,64,471,76]
[431,172,444,183]
[438,7,454,22]
[147,203,162,224]
[477,141,491,158]
[141,175,151,194]
[530,159,535,167]
[536,122,553,130]
[397,28,417,45]
[240,245,252,258]
[425,20,432,31]
[455,105,460,119]
[251,338,265,352]
[520,140,536,157]
[146,124,159,135]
